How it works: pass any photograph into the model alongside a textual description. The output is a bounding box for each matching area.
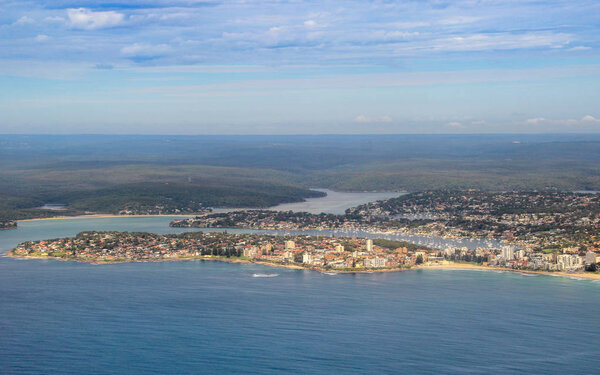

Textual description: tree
[585,263,597,272]
[416,255,424,265]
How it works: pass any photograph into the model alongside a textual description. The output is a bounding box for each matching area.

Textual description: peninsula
[8,231,421,272]
[170,190,600,274]
[8,229,600,279]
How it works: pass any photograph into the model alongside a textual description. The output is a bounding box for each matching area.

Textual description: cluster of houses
[490,246,599,272]
[12,230,600,274]
[12,231,433,270]
[241,238,432,270]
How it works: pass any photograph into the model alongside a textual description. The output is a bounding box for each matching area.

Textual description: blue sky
[1,0,599,134]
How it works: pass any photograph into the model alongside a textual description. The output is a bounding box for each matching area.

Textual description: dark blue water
[2,219,600,374]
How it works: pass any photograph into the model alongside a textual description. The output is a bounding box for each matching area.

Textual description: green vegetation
[3,134,600,221]
[542,248,562,254]
[0,219,18,229]
[0,164,324,219]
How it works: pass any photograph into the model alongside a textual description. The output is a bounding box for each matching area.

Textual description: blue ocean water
[2,219,600,374]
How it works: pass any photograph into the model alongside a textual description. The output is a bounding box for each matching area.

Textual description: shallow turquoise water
[1,219,599,374]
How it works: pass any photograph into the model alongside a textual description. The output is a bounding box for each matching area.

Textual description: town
[9,231,423,271]
[9,228,600,275]
[169,191,600,274]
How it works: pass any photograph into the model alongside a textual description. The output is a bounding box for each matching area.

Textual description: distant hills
[1,134,600,220]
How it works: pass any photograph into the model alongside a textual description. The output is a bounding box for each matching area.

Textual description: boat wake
[252,273,279,278]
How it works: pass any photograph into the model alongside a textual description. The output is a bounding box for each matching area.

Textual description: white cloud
[369,30,419,41]
[446,121,465,128]
[568,46,591,51]
[354,115,393,123]
[438,16,481,25]
[431,32,572,52]
[392,21,430,29]
[67,8,125,30]
[121,43,171,58]
[35,34,51,42]
[304,20,317,28]
[522,117,591,126]
[15,16,34,25]
[135,65,600,95]
[582,115,600,123]
[525,117,546,125]
[45,16,65,23]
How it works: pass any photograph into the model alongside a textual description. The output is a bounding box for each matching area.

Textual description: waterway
[213,188,404,215]
[3,192,593,374]
[1,236,599,374]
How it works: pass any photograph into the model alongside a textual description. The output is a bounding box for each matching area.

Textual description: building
[501,246,514,261]
[557,254,584,271]
[335,244,344,252]
[285,240,295,250]
[302,252,312,264]
[365,239,373,252]
[261,243,273,254]
[242,246,259,258]
[329,261,348,269]
[585,251,598,265]
[414,251,427,262]
[364,257,387,268]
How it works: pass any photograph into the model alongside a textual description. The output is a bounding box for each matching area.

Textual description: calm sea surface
[270,189,404,214]
[1,209,600,373]
[213,189,404,215]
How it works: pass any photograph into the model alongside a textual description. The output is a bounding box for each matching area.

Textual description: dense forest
[2,134,600,221]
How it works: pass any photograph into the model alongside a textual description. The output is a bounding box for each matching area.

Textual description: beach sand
[19,214,195,222]
[417,263,600,280]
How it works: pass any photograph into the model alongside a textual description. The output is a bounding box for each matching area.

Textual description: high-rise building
[365,239,373,252]
[501,246,514,260]
[285,240,295,249]
[585,251,598,265]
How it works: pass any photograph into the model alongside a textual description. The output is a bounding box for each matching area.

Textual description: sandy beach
[19,214,196,222]
[417,263,600,280]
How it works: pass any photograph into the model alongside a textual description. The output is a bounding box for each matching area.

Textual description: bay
[213,189,404,215]
[1,213,599,374]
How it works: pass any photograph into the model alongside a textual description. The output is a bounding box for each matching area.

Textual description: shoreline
[19,215,506,245]
[19,214,196,222]
[4,250,404,273]
[6,251,599,280]
[16,215,517,248]
[416,263,600,280]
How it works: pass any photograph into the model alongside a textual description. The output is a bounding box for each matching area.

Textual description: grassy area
[542,248,562,254]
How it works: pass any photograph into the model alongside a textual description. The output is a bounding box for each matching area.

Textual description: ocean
[1,217,600,374]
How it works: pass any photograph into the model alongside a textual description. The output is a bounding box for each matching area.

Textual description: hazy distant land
[2,134,600,223]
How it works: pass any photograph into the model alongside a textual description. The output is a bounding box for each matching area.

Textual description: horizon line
[2,132,600,137]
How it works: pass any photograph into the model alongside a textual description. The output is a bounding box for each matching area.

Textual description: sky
[0,0,599,134]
